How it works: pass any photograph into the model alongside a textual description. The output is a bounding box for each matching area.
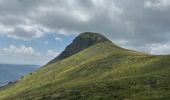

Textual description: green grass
[0,41,169,100]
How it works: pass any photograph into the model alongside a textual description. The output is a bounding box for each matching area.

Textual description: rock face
[48,32,111,64]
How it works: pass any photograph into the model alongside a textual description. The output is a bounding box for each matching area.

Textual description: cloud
[0,45,59,65]
[0,45,41,56]
[7,25,45,40]
[149,43,170,55]
[0,0,170,54]
[55,37,63,41]
[0,0,123,39]
[47,50,59,58]
[0,45,41,64]
[144,0,170,10]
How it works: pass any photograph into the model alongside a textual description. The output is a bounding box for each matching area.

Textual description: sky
[0,0,170,65]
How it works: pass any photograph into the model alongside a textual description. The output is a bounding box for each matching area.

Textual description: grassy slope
[0,42,170,100]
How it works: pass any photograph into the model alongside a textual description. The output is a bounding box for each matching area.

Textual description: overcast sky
[0,0,170,65]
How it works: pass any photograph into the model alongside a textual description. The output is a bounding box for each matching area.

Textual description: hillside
[0,32,170,100]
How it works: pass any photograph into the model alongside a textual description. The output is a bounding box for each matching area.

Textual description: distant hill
[0,64,38,86]
[0,32,169,100]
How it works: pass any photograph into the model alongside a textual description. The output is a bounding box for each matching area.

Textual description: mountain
[0,32,170,100]
[0,64,38,86]
[49,32,112,64]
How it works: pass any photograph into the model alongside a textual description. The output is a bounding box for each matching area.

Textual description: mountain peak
[77,32,110,42]
[48,32,111,64]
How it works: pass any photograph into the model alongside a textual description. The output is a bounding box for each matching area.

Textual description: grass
[0,41,169,100]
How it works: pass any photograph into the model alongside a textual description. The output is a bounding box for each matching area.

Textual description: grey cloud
[7,26,43,39]
[0,0,170,54]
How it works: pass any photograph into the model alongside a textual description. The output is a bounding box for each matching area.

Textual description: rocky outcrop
[48,32,111,64]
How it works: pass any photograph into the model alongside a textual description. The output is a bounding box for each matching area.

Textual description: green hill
[0,32,170,100]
